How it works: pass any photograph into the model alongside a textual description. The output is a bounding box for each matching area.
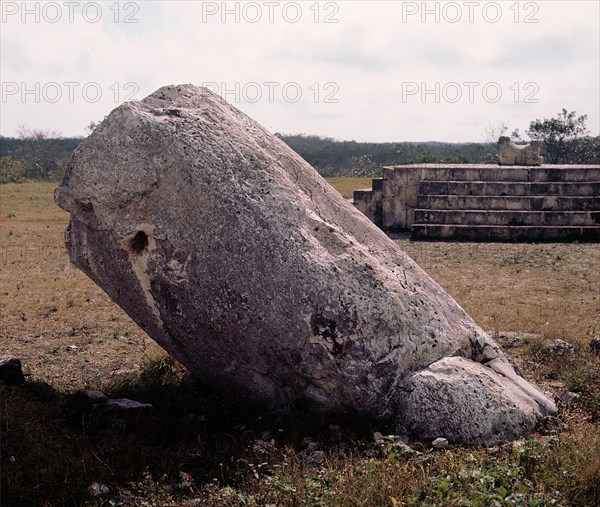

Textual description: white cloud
[1,0,598,141]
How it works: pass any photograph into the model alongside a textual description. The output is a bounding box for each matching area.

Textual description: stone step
[410,224,600,242]
[419,180,600,197]
[414,209,600,227]
[417,195,600,211]
[414,165,600,182]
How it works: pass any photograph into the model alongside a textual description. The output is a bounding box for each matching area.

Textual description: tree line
[277,135,500,177]
[0,128,81,183]
[1,110,598,183]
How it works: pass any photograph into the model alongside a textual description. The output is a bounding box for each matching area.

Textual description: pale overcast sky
[1,0,598,142]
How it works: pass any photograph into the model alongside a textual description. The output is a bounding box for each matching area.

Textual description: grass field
[325,177,373,198]
[1,180,599,506]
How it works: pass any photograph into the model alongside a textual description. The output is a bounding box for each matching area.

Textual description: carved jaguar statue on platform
[498,136,544,166]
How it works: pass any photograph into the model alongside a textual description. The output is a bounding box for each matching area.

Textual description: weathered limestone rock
[431,437,448,450]
[88,482,111,498]
[543,338,577,355]
[91,398,153,433]
[55,84,556,444]
[498,136,544,165]
[401,357,554,443]
[62,389,152,433]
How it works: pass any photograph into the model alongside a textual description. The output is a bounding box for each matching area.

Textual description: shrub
[0,156,25,183]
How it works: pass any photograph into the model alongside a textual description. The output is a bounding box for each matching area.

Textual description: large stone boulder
[55,84,556,444]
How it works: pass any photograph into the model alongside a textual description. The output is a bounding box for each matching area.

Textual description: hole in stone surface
[129,231,148,255]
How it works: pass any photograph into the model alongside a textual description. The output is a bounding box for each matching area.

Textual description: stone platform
[353,164,600,242]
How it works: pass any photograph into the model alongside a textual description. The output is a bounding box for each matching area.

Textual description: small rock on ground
[62,390,152,433]
[299,437,316,450]
[178,471,194,490]
[88,482,110,497]
[308,450,326,466]
[544,339,577,355]
[412,454,433,466]
[432,437,449,450]
[373,431,385,443]
[557,391,580,403]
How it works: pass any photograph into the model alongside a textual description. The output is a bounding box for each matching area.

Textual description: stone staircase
[410,165,600,241]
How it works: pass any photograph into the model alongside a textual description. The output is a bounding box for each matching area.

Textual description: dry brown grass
[399,241,600,345]
[325,177,374,198]
[0,181,158,389]
[1,180,599,506]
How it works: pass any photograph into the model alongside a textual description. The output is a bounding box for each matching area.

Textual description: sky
[1,0,599,142]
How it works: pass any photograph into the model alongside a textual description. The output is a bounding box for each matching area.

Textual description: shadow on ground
[0,356,382,506]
